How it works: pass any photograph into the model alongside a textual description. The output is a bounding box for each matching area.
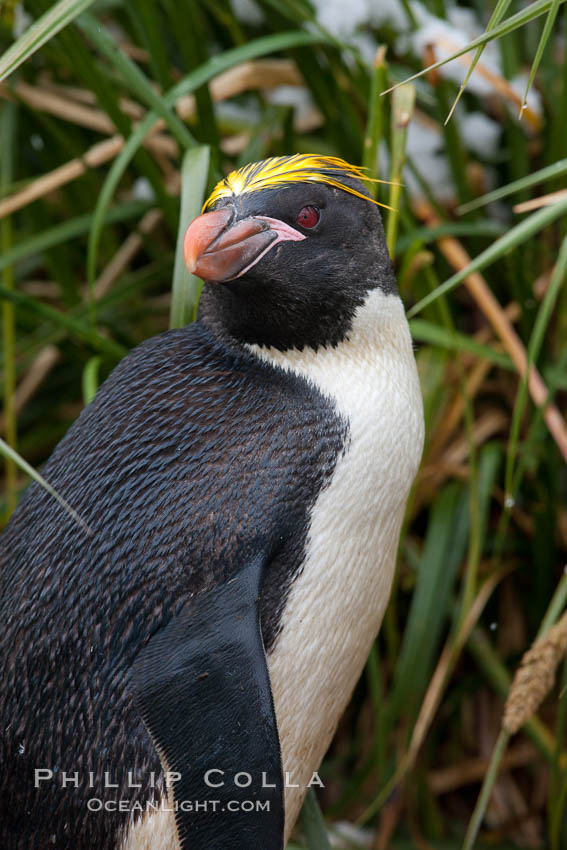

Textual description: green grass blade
[550,659,567,850]
[519,0,562,117]
[0,437,92,534]
[18,0,176,284]
[465,566,567,850]
[299,788,332,850]
[445,0,512,123]
[163,0,218,146]
[1,101,17,520]
[551,764,567,850]
[170,146,210,329]
[0,257,172,384]
[462,729,511,850]
[86,29,329,293]
[0,202,149,274]
[395,221,505,253]
[124,0,173,91]
[78,14,195,149]
[548,10,567,168]
[0,0,97,82]
[362,46,388,188]
[0,284,126,360]
[537,573,567,640]
[385,484,470,728]
[457,157,567,214]
[82,355,103,405]
[468,629,556,758]
[409,319,514,369]
[387,83,415,256]
[407,195,567,317]
[383,0,567,95]
[505,234,567,500]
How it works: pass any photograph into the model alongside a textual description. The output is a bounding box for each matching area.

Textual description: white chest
[249,289,424,840]
[121,291,423,850]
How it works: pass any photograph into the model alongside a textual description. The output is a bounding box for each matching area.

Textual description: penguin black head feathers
[185,154,397,351]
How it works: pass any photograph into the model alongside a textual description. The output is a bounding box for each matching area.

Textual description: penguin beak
[183,208,306,283]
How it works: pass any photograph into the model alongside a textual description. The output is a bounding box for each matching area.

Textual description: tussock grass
[1,0,566,847]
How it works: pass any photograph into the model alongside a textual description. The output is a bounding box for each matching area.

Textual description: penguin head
[184,155,397,351]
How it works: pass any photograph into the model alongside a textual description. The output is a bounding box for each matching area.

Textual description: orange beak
[183,208,307,283]
[183,208,277,283]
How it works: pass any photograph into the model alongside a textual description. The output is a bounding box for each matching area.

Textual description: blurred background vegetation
[1,0,567,847]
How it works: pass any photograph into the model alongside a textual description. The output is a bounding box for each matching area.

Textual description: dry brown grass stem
[0,346,60,435]
[0,81,116,134]
[93,208,163,299]
[426,301,518,464]
[21,281,60,298]
[0,131,180,222]
[428,741,537,795]
[533,269,552,299]
[119,42,150,63]
[419,410,507,501]
[443,410,508,466]
[0,209,163,433]
[38,59,302,124]
[492,486,536,538]
[0,60,305,223]
[474,302,521,342]
[503,608,567,735]
[0,210,164,430]
[407,567,510,766]
[371,572,513,813]
[221,132,252,155]
[0,83,178,157]
[428,36,542,131]
[427,358,493,462]
[36,79,101,103]
[374,792,403,850]
[39,79,146,119]
[196,59,302,111]
[414,202,567,463]
[513,189,567,213]
[0,135,125,220]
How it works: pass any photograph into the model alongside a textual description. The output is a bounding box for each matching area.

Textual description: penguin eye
[296,206,320,229]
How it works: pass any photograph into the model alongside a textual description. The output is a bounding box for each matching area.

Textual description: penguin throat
[197,280,371,353]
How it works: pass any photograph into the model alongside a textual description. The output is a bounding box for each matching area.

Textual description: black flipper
[132,556,284,850]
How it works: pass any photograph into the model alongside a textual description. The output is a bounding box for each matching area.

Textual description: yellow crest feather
[202,154,391,211]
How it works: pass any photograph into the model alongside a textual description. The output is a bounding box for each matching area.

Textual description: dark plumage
[198,179,396,350]
[0,325,344,848]
[0,154,423,850]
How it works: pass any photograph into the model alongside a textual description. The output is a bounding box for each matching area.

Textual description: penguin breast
[247,287,424,839]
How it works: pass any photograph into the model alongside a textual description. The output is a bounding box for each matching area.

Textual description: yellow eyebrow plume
[202,154,392,211]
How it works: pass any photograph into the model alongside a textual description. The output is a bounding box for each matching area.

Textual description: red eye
[296,205,320,229]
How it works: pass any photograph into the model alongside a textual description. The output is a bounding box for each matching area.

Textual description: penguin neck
[243,287,411,383]
[196,278,380,353]
[246,285,424,841]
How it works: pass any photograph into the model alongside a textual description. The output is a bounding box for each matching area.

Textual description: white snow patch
[30,133,44,152]
[311,0,370,37]
[13,3,33,38]
[509,71,544,120]
[406,126,454,200]
[131,177,155,202]
[266,85,315,118]
[407,4,501,97]
[460,112,501,159]
[330,820,375,848]
[229,0,264,25]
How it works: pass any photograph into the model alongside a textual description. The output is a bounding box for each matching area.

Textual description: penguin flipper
[132,555,284,850]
